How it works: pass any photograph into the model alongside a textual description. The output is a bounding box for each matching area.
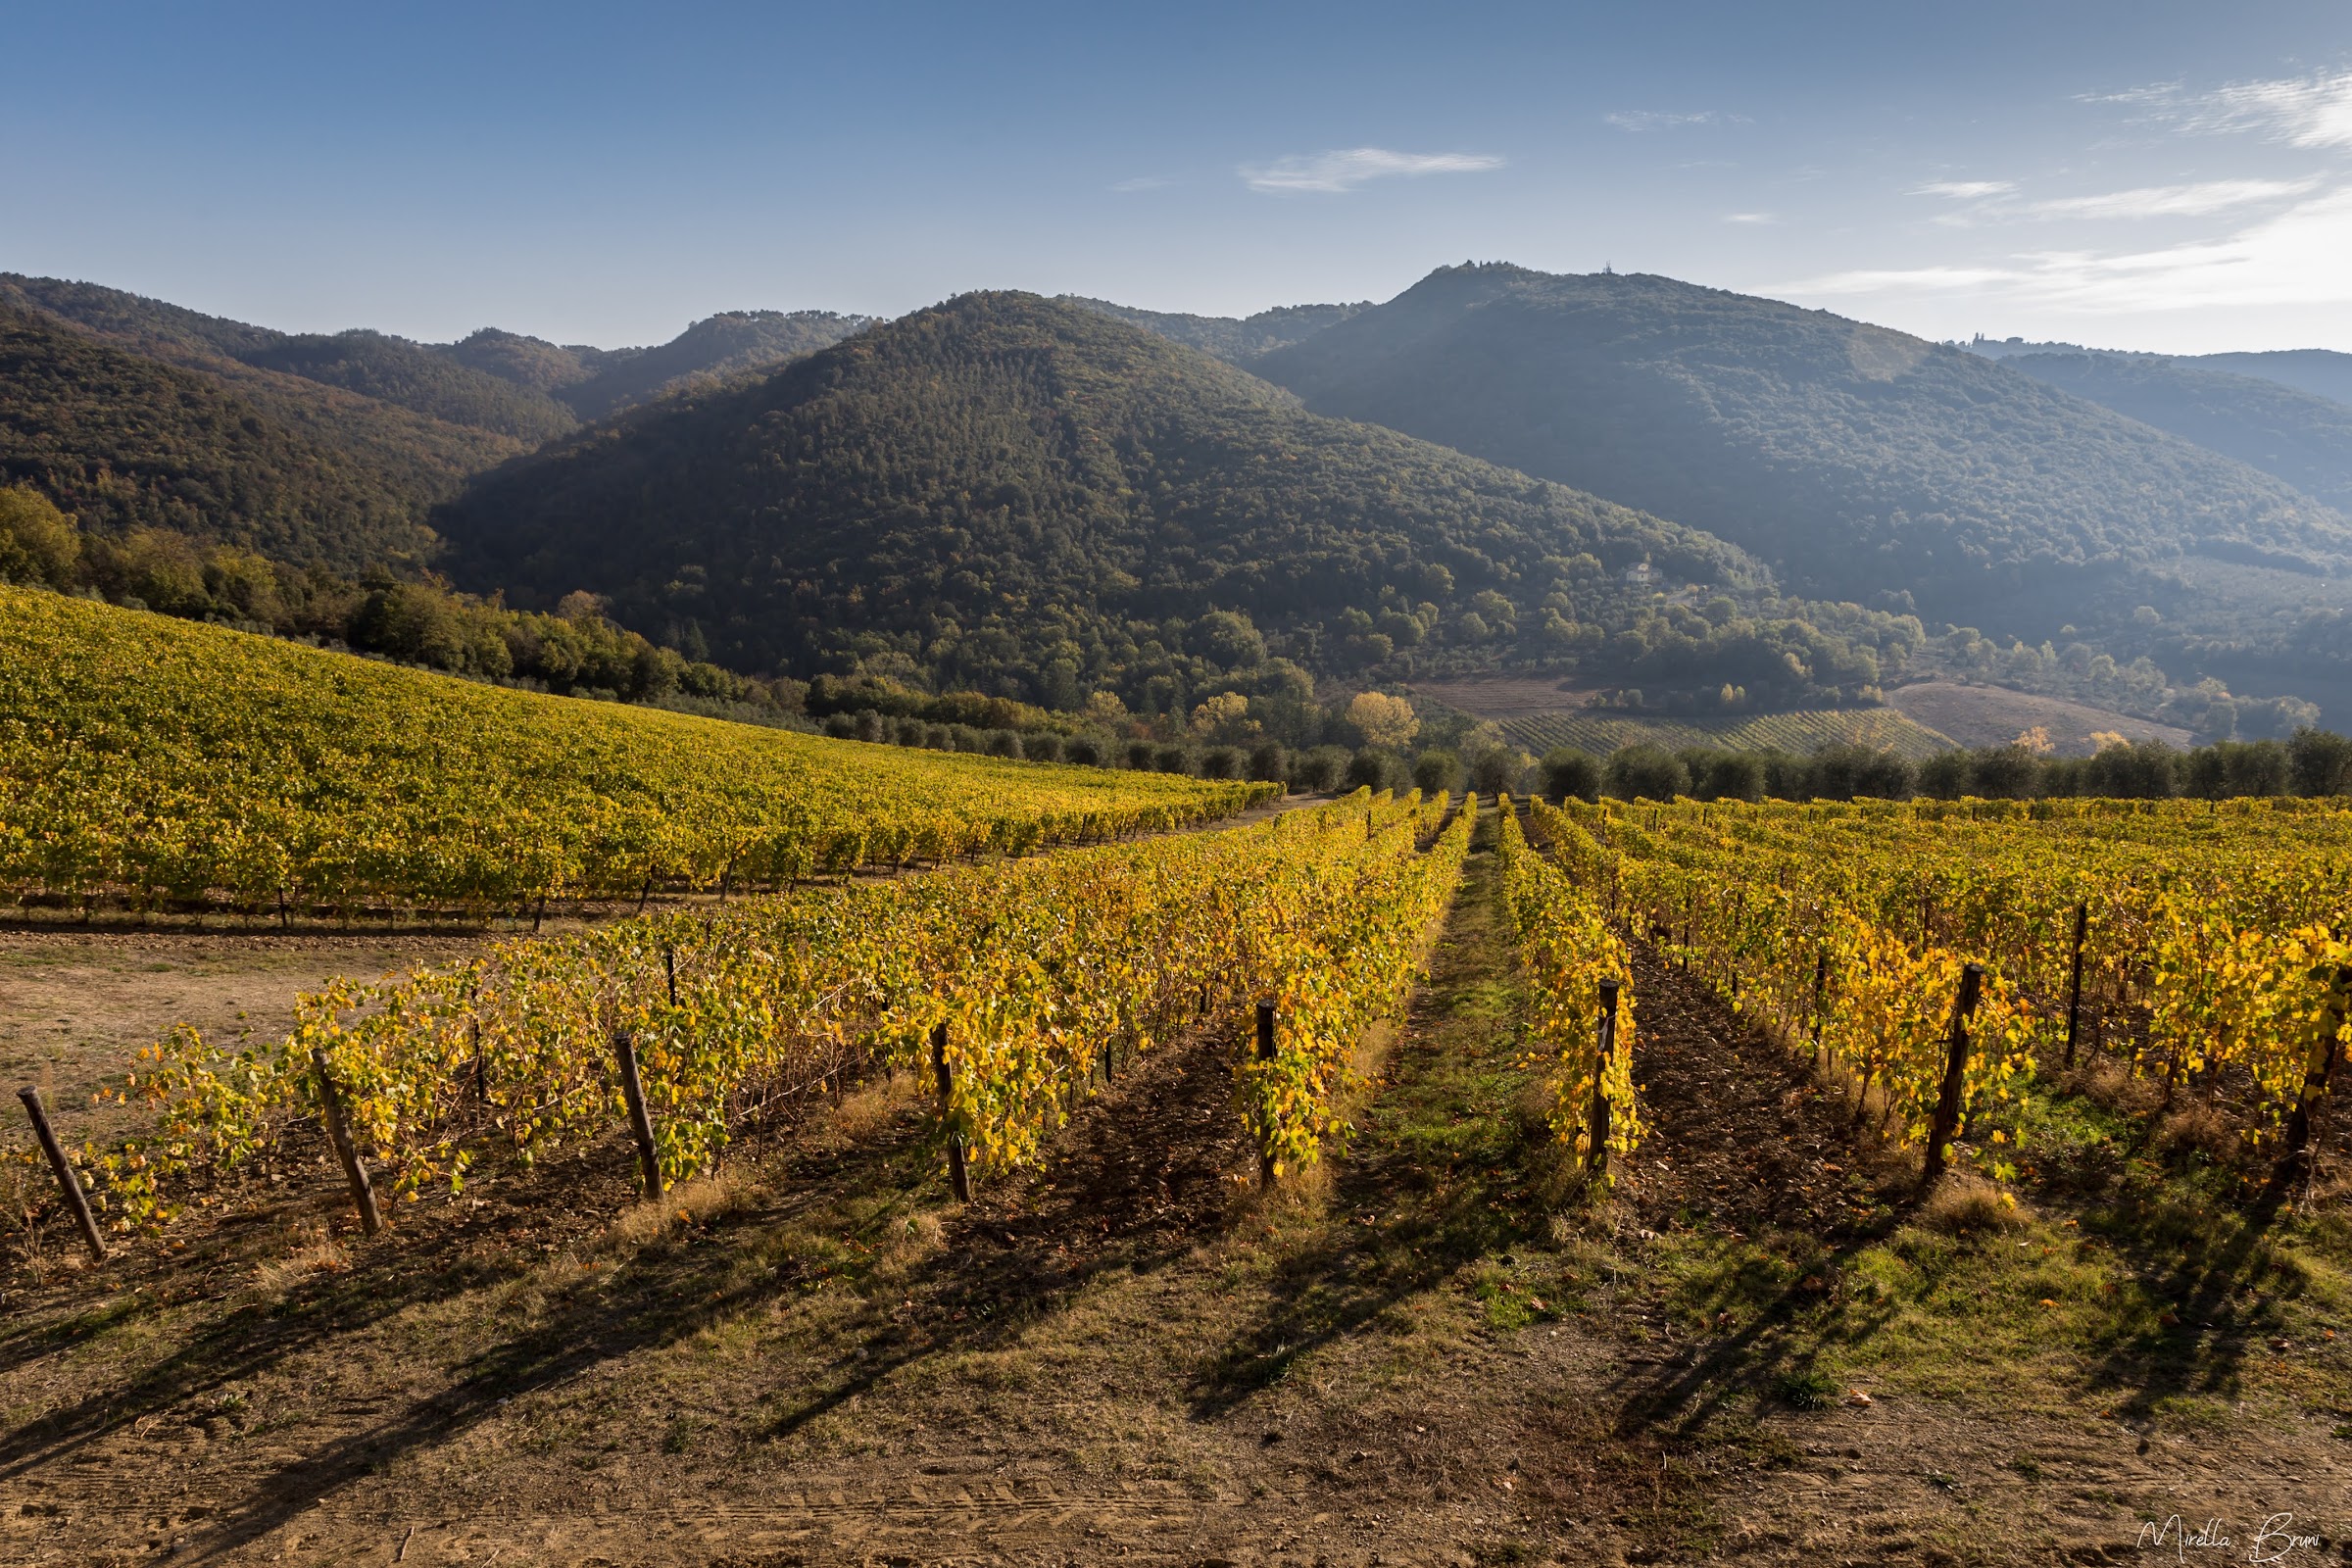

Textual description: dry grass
[610,1170,756,1247]
[247,1226,352,1297]
[816,1070,925,1143]
[1919,1172,2029,1235]
[2153,1101,2245,1164]
[2060,1058,2162,1119]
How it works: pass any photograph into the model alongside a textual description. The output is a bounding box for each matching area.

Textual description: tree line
[1537,730,2352,805]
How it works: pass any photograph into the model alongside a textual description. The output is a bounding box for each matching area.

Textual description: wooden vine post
[1586,980,1621,1179]
[1921,963,1986,1187]
[2269,962,2351,1197]
[18,1087,108,1261]
[311,1050,383,1237]
[1729,890,1744,1003]
[1811,949,1830,1063]
[932,1020,971,1202]
[612,1029,663,1202]
[1256,1002,1279,1187]
[2062,902,2088,1069]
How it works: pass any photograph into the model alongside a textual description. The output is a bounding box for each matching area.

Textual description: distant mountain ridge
[1999,351,2352,514]
[0,300,443,569]
[433,291,1915,711]
[1254,264,2352,627]
[7,261,2350,726]
[1966,335,2352,411]
[2185,350,2352,411]
[0,273,874,570]
[444,310,878,419]
[1057,296,1367,363]
[0,273,578,443]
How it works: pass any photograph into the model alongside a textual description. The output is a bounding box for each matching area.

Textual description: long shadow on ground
[0,1009,1264,1564]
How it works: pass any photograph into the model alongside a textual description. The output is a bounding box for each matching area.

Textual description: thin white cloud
[1779,184,2352,313]
[2089,70,2352,149]
[1788,265,2023,294]
[1723,212,1778,224]
[2025,177,2319,220]
[1238,147,1503,195]
[1910,179,2017,200]
[1605,110,1746,132]
[2186,70,2352,149]
[1109,175,1176,192]
[2076,80,2182,108]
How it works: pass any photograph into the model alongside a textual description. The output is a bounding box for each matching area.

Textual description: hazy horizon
[10,0,2352,355]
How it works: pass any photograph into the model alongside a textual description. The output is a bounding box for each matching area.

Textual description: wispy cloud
[1910,179,2017,200]
[1238,147,1503,194]
[1788,265,2023,294]
[1604,110,1746,132]
[2185,70,2352,149]
[2089,70,2352,149]
[2025,177,2319,220]
[1109,174,1176,192]
[1780,184,2352,313]
[2077,80,2182,108]
[1723,212,1778,224]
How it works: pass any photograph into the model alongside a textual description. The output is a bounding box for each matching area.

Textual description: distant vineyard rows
[1502,707,1953,760]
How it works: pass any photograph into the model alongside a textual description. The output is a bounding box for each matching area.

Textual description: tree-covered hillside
[1967,338,2352,412]
[0,275,876,578]
[1058,297,1366,363]
[2003,351,2352,513]
[240,331,578,443]
[1256,265,2352,622]
[437,292,1917,715]
[0,272,524,516]
[2183,349,2352,410]
[440,311,877,418]
[0,303,443,569]
[0,274,578,445]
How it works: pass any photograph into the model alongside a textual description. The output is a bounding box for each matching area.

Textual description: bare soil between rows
[2,819,2344,1565]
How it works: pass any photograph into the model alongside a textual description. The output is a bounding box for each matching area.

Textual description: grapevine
[57,790,1470,1237]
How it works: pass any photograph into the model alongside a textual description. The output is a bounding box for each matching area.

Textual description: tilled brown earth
[1616,942,1873,1242]
[2,836,2344,1566]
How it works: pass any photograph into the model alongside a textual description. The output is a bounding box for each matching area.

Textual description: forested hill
[0,273,876,575]
[442,310,877,419]
[2181,350,2352,410]
[1255,265,2352,621]
[2003,352,2352,514]
[2,274,876,435]
[1057,297,1366,363]
[0,273,578,444]
[0,301,445,570]
[436,292,1914,710]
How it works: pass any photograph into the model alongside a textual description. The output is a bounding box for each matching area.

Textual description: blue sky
[7,1,2352,352]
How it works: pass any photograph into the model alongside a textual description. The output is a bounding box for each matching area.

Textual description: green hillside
[241,330,577,443]
[1498,706,1953,760]
[0,273,577,445]
[2006,351,2352,512]
[1059,297,1366,363]
[554,310,878,417]
[2184,349,2352,410]
[0,303,444,570]
[0,278,524,531]
[0,276,874,574]
[435,291,1919,713]
[439,311,876,418]
[1256,265,2352,621]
